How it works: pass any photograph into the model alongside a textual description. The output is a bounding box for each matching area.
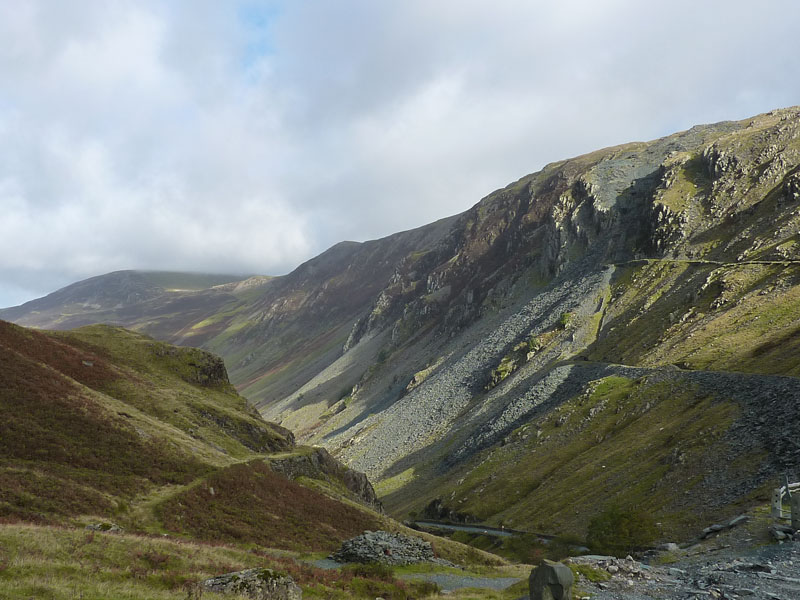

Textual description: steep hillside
[0,319,390,552]
[1,320,512,598]
[6,107,800,548]
[279,106,800,543]
[316,107,800,539]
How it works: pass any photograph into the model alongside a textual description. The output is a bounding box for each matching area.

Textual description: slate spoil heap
[331,530,454,566]
[569,541,800,600]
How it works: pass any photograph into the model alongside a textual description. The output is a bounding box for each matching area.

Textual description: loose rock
[202,568,301,600]
[331,530,453,566]
[529,559,574,600]
[85,522,123,533]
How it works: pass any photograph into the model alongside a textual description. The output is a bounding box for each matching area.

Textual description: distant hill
[0,270,272,347]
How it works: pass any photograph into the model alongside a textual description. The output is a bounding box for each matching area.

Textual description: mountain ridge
[6,106,800,549]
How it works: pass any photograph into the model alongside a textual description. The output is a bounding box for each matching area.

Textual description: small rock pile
[202,568,301,600]
[331,530,453,566]
[571,536,800,599]
[571,554,652,584]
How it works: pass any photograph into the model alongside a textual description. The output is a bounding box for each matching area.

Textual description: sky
[1,1,800,307]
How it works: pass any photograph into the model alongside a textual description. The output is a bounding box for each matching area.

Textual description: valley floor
[574,530,800,600]
[0,522,529,600]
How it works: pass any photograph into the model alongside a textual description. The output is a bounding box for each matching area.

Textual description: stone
[701,524,726,539]
[202,568,302,600]
[85,522,123,533]
[529,560,574,600]
[658,542,680,552]
[331,530,452,566]
[771,528,787,541]
[727,515,749,529]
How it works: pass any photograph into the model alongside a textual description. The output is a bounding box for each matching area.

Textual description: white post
[772,488,784,519]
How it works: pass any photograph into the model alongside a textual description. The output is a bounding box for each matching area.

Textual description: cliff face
[6,107,800,542]
[265,107,800,541]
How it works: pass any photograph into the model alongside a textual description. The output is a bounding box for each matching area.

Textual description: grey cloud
[1,0,800,307]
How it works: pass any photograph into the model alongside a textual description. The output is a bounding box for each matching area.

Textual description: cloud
[1,0,800,306]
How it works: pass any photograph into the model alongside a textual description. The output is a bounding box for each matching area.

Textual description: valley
[4,106,800,598]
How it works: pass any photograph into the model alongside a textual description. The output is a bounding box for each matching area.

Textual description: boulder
[421,498,477,524]
[529,560,574,600]
[727,515,749,529]
[657,542,680,552]
[331,530,452,566]
[85,522,123,533]
[202,568,302,600]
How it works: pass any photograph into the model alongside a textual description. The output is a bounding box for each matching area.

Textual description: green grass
[393,375,743,550]
[0,523,448,599]
[570,562,612,583]
[588,259,800,376]
[655,153,710,213]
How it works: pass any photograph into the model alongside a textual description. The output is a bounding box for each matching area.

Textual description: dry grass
[0,523,452,599]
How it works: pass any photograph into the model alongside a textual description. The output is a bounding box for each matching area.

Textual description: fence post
[792,494,800,531]
[772,487,784,519]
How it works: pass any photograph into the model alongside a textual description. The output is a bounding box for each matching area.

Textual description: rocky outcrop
[202,568,301,600]
[185,352,229,386]
[421,498,477,524]
[267,447,382,512]
[151,344,232,387]
[8,107,800,548]
[331,530,452,566]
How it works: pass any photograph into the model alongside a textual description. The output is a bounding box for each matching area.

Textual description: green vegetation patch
[586,503,659,555]
[596,260,800,376]
[486,329,561,390]
[0,340,209,519]
[435,375,739,547]
[0,523,445,600]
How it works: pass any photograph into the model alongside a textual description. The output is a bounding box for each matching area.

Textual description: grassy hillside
[136,271,252,291]
[0,319,401,545]
[590,259,800,376]
[5,108,800,564]
[385,375,756,541]
[0,319,508,597]
[0,523,482,600]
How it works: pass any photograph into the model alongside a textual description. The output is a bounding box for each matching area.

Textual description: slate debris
[571,537,800,599]
[85,522,123,533]
[330,530,455,567]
